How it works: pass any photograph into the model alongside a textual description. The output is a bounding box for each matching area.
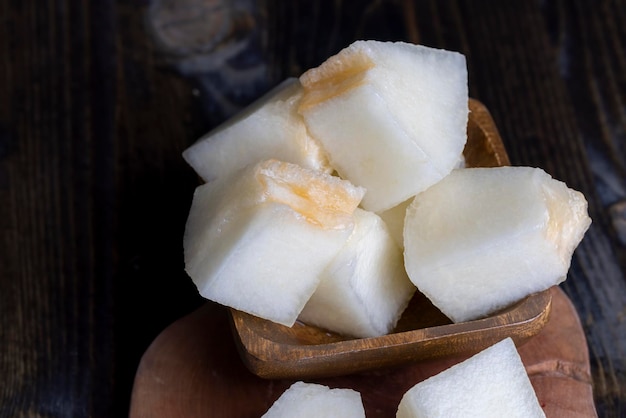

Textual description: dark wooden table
[1,1,624,417]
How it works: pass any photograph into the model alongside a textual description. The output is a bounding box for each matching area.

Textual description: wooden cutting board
[129,286,596,417]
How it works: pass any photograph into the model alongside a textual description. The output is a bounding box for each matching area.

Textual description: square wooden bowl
[229,99,552,379]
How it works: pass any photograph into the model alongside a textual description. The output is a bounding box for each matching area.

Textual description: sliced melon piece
[299,40,468,212]
[183,159,364,326]
[378,151,466,250]
[396,338,546,418]
[262,381,365,418]
[378,198,413,249]
[298,208,416,338]
[403,166,591,323]
[183,78,331,183]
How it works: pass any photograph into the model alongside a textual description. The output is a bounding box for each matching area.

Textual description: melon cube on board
[403,166,591,323]
[182,78,331,183]
[299,40,468,212]
[396,338,546,418]
[262,381,365,418]
[183,159,365,326]
[298,208,416,338]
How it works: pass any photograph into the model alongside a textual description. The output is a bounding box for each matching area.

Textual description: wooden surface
[0,0,624,417]
[129,287,595,417]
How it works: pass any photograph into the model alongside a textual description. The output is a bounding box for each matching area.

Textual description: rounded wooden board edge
[129,286,596,417]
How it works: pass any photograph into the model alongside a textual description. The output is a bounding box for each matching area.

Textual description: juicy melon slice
[262,382,365,418]
[378,198,413,249]
[396,338,546,418]
[378,155,466,250]
[183,159,364,326]
[298,208,416,338]
[182,78,331,183]
[403,166,591,323]
[299,40,468,212]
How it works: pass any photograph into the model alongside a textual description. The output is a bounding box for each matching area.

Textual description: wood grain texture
[0,1,205,416]
[0,0,623,416]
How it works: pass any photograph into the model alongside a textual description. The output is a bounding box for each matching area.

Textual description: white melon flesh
[396,338,546,418]
[183,159,365,326]
[298,208,416,338]
[182,78,331,183]
[262,381,365,418]
[378,154,465,250]
[403,166,591,323]
[378,198,413,249]
[299,40,468,212]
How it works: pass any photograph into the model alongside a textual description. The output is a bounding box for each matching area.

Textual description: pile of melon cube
[183,40,590,335]
[182,40,591,417]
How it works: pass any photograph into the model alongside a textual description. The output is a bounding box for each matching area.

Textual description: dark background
[0,0,624,416]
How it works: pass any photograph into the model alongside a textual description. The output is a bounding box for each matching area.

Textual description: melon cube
[183,159,364,326]
[378,154,465,250]
[298,208,416,338]
[403,166,591,323]
[396,338,546,418]
[262,381,365,418]
[298,40,468,212]
[182,78,331,183]
[378,198,413,249]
